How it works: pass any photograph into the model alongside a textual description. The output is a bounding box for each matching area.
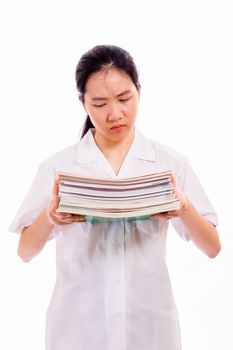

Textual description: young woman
[9,45,221,350]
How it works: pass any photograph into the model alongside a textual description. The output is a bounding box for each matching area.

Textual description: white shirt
[9,128,218,350]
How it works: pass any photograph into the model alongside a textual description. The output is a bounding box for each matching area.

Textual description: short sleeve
[171,158,218,241]
[8,160,61,240]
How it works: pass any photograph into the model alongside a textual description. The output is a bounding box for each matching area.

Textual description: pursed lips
[111,124,126,129]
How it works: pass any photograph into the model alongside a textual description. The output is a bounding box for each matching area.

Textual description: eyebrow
[92,90,131,101]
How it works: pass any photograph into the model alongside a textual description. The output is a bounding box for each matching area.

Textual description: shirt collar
[75,127,158,164]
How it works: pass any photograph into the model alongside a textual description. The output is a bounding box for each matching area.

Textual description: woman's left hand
[150,175,189,220]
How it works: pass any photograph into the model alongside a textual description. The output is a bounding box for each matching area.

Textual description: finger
[150,213,167,220]
[166,209,179,215]
[51,180,60,211]
[55,218,86,225]
[56,213,86,221]
[53,216,76,225]
[61,215,86,222]
[70,214,86,220]
[54,213,86,224]
[53,213,72,223]
[56,213,72,219]
[53,178,59,196]
[151,210,178,219]
[69,216,86,222]
[170,174,178,194]
[55,221,74,226]
[71,218,86,222]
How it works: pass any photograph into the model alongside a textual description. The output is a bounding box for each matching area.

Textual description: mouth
[111,124,126,130]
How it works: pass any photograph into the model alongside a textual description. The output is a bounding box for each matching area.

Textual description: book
[56,171,180,220]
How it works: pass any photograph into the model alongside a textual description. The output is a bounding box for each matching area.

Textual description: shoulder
[142,132,189,171]
[145,137,196,190]
[38,143,78,174]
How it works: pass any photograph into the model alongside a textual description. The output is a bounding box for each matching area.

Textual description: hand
[150,175,189,220]
[46,179,86,225]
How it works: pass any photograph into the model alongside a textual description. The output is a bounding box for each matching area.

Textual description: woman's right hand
[46,179,86,225]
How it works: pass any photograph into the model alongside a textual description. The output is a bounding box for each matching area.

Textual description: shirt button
[115,310,124,317]
[112,241,121,250]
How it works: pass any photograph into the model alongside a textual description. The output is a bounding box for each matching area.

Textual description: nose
[107,102,123,122]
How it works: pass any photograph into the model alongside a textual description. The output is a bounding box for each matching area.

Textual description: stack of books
[56,171,180,220]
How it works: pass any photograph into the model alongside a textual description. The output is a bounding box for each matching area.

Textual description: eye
[93,103,106,108]
[119,97,131,102]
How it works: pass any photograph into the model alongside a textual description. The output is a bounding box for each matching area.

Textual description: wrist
[180,195,190,216]
[45,206,56,227]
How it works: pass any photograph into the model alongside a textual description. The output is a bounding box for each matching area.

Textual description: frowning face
[82,68,140,145]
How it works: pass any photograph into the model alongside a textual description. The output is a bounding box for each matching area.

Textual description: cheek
[88,109,106,126]
[125,101,138,116]
[88,106,102,118]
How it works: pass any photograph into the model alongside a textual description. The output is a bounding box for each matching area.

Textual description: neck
[93,127,135,155]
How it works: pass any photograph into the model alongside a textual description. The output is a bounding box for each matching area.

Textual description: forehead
[85,68,135,96]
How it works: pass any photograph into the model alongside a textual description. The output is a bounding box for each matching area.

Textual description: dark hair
[75,45,141,139]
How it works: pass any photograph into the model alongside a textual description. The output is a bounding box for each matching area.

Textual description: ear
[79,94,87,111]
[137,86,141,100]
[78,94,84,103]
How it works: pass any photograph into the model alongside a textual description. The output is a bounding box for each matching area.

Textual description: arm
[150,176,221,258]
[177,198,221,258]
[18,208,55,262]
[18,180,86,262]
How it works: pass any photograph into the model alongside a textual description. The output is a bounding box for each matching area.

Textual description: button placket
[104,220,127,350]
[112,221,126,318]
[112,241,123,251]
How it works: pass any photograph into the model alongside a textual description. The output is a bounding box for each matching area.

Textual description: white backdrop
[1,1,232,349]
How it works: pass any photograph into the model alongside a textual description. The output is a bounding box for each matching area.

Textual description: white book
[56,170,179,219]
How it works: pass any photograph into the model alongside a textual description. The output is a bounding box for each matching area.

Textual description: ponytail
[81,115,95,139]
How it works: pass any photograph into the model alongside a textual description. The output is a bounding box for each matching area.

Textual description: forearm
[180,199,221,258]
[17,208,54,262]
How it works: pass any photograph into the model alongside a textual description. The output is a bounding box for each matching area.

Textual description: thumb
[170,174,178,194]
[51,179,59,210]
